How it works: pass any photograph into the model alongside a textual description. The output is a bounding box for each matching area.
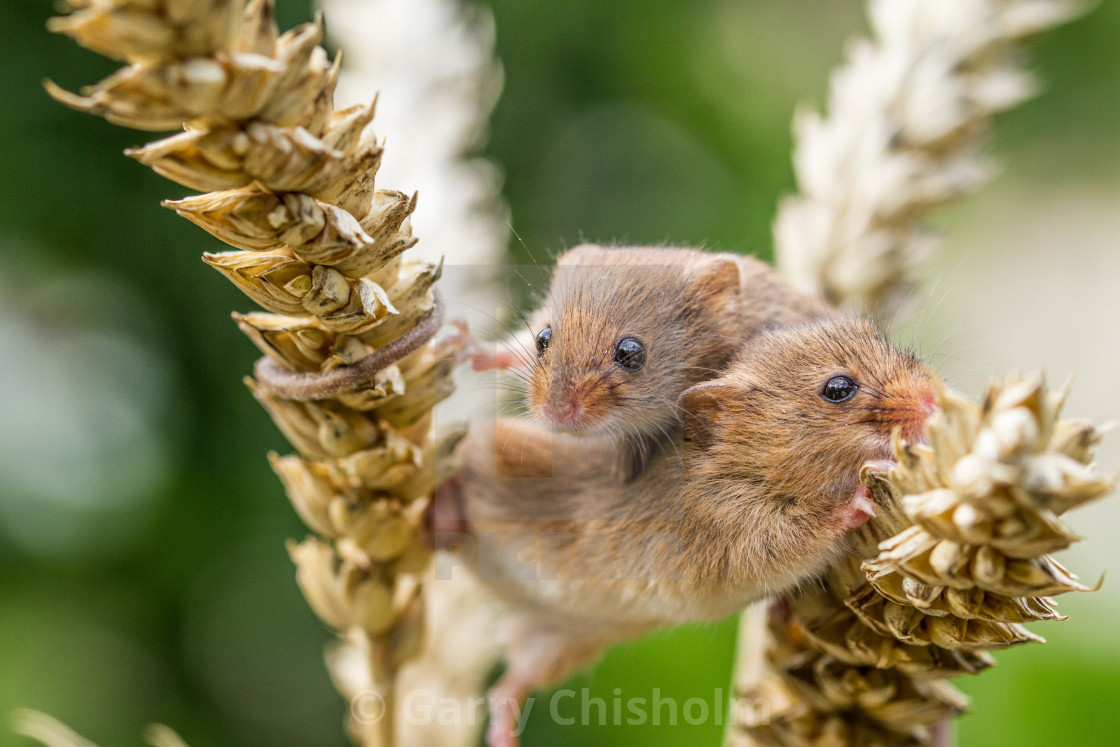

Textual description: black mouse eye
[821,375,859,403]
[535,326,552,356]
[614,337,646,371]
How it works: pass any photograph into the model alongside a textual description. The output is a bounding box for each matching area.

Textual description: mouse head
[527,245,743,440]
[680,317,940,518]
[675,318,940,588]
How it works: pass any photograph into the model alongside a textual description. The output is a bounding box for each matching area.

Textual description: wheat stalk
[318,2,509,744]
[46,1,465,745]
[732,2,1113,745]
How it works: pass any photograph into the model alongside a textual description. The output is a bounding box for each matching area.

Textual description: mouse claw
[444,319,526,372]
[861,459,896,477]
[857,459,896,500]
[443,319,499,369]
[840,484,876,531]
[441,318,474,357]
[447,318,470,338]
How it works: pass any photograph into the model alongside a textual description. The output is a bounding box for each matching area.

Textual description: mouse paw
[440,319,478,359]
[444,319,520,372]
[839,484,877,531]
[475,349,524,372]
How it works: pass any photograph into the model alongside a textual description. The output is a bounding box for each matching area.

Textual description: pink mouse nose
[545,396,584,429]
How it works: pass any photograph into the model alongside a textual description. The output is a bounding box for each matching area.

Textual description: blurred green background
[1,1,1118,745]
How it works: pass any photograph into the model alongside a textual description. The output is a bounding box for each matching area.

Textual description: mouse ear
[688,256,741,300]
[679,380,737,450]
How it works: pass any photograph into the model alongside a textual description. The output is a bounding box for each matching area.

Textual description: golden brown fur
[460,249,937,746]
[449,317,941,746]
[678,317,939,594]
[523,244,827,473]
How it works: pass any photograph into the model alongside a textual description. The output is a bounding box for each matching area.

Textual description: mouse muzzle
[535,373,613,434]
[876,374,938,444]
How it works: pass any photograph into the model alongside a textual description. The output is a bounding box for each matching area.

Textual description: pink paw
[444,319,521,372]
[442,319,479,361]
[839,483,876,531]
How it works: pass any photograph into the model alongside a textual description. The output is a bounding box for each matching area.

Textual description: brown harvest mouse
[436,316,941,747]
[464,244,828,478]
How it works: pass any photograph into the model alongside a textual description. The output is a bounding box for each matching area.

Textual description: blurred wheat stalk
[45,0,466,744]
[732,1,1115,746]
[775,0,1084,321]
[12,710,189,747]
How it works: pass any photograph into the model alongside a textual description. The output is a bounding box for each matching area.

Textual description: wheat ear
[730,2,1113,746]
[774,0,1084,322]
[731,378,1114,746]
[46,2,465,745]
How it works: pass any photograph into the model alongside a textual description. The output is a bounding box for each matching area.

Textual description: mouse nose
[918,388,938,421]
[535,373,611,433]
[878,376,940,443]
[545,395,584,429]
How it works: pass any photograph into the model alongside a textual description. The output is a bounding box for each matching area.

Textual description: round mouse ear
[679,380,737,450]
[688,257,741,300]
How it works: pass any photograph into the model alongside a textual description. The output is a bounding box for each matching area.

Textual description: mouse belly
[464,523,770,631]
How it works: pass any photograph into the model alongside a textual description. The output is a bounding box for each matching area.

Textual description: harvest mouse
[436,316,941,747]
[677,317,940,562]
[463,244,827,478]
